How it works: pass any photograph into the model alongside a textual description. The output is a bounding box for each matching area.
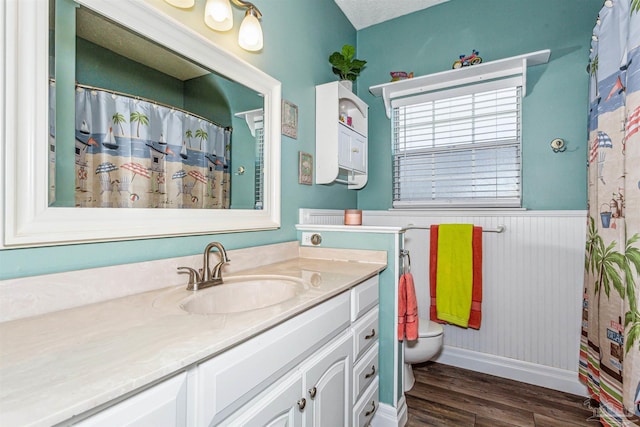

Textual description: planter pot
[601,212,612,228]
[339,80,353,91]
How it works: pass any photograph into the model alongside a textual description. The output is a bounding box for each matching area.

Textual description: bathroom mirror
[2,0,281,248]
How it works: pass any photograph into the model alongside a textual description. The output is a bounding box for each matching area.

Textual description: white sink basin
[179,275,306,315]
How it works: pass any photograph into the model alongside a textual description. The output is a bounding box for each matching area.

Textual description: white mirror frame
[1,0,281,248]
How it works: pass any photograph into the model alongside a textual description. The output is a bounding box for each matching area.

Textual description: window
[392,83,522,208]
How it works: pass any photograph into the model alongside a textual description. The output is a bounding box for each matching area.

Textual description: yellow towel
[436,224,474,327]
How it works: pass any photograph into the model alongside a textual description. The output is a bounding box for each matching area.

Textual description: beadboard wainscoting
[299,209,588,395]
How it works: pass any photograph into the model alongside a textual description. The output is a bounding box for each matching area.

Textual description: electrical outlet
[301,232,313,246]
[301,232,322,246]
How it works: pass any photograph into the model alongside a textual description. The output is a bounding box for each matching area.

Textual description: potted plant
[329,44,366,91]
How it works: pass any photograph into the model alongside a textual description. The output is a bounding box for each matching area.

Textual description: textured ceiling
[76,7,209,82]
[333,0,449,30]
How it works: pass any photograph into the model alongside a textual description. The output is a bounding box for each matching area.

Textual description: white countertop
[0,251,386,427]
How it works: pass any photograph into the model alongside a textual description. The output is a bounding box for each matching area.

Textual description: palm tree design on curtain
[585,216,602,275]
[195,128,208,151]
[185,129,193,148]
[130,111,149,138]
[112,112,127,136]
[594,236,624,298]
[622,233,640,352]
[587,216,640,353]
[632,0,640,14]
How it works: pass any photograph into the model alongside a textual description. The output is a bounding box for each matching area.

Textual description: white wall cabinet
[338,124,367,174]
[316,81,369,189]
[71,276,379,427]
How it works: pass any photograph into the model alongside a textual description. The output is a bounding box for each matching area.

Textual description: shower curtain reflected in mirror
[70,86,231,209]
[580,1,640,425]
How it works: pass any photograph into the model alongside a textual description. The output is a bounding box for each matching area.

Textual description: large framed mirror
[2,0,281,248]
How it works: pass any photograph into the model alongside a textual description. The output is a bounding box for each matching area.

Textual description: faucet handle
[177,267,201,290]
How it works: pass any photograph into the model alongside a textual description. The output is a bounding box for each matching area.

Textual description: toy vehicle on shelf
[452,50,483,69]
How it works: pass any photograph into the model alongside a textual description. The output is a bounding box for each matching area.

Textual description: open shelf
[369,49,550,118]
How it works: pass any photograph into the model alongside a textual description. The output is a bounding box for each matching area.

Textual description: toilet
[403,318,444,392]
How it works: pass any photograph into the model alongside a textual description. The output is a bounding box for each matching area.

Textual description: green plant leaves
[329,44,366,81]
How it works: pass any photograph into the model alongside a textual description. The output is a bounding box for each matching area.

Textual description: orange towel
[398,272,419,340]
[429,225,483,329]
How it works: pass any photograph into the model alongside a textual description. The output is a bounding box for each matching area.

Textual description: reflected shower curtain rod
[401,224,506,233]
[71,81,232,131]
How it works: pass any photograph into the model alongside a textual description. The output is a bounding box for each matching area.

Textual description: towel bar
[401,224,505,233]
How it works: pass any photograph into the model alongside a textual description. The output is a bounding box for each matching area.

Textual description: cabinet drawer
[353,342,378,402]
[353,378,379,427]
[196,291,351,426]
[352,307,378,362]
[350,275,379,322]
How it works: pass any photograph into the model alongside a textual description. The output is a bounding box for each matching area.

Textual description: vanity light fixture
[164,0,196,8]
[204,0,233,31]
[203,0,264,51]
[237,6,263,51]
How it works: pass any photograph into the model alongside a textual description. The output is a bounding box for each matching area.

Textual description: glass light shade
[164,0,195,8]
[238,10,263,51]
[204,0,233,31]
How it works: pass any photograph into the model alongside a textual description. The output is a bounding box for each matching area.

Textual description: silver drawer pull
[365,400,377,417]
[297,398,306,411]
[364,329,376,340]
[308,386,317,399]
[364,365,376,379]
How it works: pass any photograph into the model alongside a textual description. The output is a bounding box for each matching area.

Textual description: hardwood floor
[405,363,598,426]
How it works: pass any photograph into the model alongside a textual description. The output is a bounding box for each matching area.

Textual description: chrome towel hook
[400,249,411,275]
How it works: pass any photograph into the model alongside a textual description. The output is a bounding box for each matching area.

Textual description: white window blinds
[392,85,522,208]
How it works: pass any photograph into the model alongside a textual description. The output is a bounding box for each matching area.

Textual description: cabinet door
[74,373,187,427]
[302,332,352,427]
[338,125,367,174]
[338,125,353,170]
[219,373,304,427]
[350,131,366,173]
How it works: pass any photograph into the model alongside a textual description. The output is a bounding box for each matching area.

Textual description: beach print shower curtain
[580,1,640,425]
[74,86,231,209]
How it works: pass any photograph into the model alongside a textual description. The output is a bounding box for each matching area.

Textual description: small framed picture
[282,99,298,139]
[298,151,313,185]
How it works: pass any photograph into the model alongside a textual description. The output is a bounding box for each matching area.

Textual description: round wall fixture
[550,138,566,153]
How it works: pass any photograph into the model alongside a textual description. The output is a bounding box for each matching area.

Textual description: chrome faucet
[177,241,230,291]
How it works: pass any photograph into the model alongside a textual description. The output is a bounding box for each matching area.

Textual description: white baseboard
[435,345,588,396]
[371,396,408,427]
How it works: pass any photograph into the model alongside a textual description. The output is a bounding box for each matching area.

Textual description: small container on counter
[344,209,362,226]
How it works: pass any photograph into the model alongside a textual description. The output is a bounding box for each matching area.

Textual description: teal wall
[1,0,357,279]
[356,0,601,210]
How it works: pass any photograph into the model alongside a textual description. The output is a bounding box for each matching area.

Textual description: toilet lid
[419,320,444,338]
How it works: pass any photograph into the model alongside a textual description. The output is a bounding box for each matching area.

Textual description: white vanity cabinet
[198,291,352,426]
[73,372,188,427]
[222,331,352,427]
[350,276,380,427]
[71,275,380,427]
[316,81,369,189]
